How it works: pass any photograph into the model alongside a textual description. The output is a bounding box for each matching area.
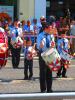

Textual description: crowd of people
[0,15,75,93]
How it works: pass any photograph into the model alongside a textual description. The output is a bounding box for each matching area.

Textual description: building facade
[19,0,75,21]
[0,0,75,21]
[18,0,46,21]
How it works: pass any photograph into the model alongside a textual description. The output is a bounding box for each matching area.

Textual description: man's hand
[40,41,44,48]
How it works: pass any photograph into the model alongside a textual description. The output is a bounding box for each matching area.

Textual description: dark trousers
[11,46,21,68]
[57,59,67,77]
[24,58,33,78]
[39,54,52,92]
[8,37,11,50]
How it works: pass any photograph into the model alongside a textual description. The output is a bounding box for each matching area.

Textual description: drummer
[37,21,55,93]
[10,19,23,69]
[56,30,70,78]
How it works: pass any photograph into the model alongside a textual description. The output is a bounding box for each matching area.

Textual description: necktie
[63,39,65,48]
[45,34,49,48]
[15,28,18,37]
[25,47,28,58]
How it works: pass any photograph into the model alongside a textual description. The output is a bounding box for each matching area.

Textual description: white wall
[18,0,46,21]
[18,0,34,21]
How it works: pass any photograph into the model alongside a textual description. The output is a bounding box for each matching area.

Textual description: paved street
[0,57,75,94]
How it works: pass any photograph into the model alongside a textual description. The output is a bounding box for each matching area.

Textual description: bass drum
[0,50,8,68]
[0,32,8,68]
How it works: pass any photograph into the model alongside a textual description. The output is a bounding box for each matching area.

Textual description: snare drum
[0,32,8,68]
[60,49,73,61]
[11,36,23,48]
[41,48,61,71]
[41,48,61,64]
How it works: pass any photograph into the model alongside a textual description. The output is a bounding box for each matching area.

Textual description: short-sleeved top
[24,46,33,60]
[23,25,34,33]
[11,27,23,41]
[37,31,55,53]
[57,38,69,54]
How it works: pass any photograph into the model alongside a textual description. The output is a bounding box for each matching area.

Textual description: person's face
[45,26,51,34]
[33,19,37,24]
[5,23,8,28]
[27,21,31,26]
[14,21,18,27]
[60,17,63,22]
[61,34,66,38]
[22,20,26,26]
[63,18,66,23]
[8,19,12,25]
[26,40,32,46]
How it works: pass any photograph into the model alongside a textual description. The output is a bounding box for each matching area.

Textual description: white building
[18,0,46,21]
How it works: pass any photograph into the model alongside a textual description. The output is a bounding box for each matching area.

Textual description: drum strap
[25,47,28,57]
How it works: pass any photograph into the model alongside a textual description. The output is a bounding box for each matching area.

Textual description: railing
[0,92,75,100]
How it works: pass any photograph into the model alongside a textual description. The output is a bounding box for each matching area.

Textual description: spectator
[70,20,75,56]
[21,20,26,31]
[58,17,69,35]
[23,20,35,45]
[32,18,39,34]
[38,16,46,33]
[23,20,34,34]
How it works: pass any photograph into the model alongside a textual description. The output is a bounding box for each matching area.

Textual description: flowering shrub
[0,12,10,21]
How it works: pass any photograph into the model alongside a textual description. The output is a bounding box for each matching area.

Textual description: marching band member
[10,19,23,68]
[23,37,36,80]
[56,30,70,78]
[37,21,55,93]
